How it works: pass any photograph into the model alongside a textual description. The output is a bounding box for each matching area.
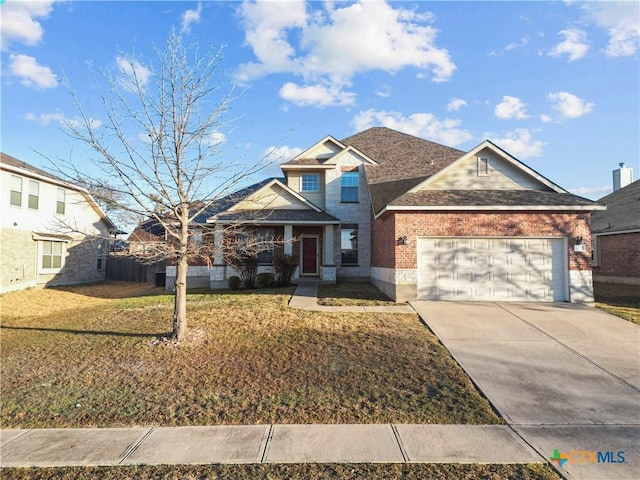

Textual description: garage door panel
[418,237,567,302]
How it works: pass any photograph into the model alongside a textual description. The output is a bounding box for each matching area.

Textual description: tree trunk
[172,256,188,341]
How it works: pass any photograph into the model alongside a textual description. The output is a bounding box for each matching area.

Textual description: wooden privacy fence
[106,254,166,286]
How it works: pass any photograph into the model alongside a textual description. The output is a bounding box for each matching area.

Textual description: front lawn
[0,282,500,428]
[317,282,399,306]
[1,464,560,480]
[594,282,640,324]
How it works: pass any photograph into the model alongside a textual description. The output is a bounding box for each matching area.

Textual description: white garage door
[417,237,567,302]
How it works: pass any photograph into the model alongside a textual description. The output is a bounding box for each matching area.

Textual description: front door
[301,237,318,275]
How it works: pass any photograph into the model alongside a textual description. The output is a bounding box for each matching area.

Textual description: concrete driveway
[411,301,640,480]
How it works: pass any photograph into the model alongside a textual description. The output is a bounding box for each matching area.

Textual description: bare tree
[57,29,268,341]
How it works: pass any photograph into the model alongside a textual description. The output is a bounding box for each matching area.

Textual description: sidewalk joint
[118,427,154,464]
[390,424,409,462]
[259,424,274,463]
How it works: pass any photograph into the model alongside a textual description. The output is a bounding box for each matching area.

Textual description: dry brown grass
[594,282,640,324]
[1,282,500,428]
[317,282,399,306]
[0,464,560,480]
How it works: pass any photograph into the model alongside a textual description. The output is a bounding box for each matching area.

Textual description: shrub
[256,272,275,288]
[274,253,299,286]
[236,257,258,289]
[228,276,241,290]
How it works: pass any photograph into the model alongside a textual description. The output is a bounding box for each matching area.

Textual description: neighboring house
[591,179,640,285]
[1,153,117,293]
[164,127,603,303]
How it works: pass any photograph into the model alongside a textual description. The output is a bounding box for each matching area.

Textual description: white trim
[375,204,605,218]
[592,229,640,236]
[209,219,340,225]
[281,164,335,170]
[407,140,567,194]
[324,145,378,166]
[289,135,346,162]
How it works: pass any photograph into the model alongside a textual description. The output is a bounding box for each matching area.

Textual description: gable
[227,181,315,211]
[410,141,564,194]
[421,147,549,191]
[291,136,345,162]
[324,146,377,166]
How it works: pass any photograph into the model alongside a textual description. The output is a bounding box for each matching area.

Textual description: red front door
[301,237,318,275]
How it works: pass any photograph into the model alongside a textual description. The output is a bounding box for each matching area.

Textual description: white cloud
[487,129,546,158]
[548,28,589,61]
[261,145,305,177]
[279,82,356,108]
[116,56,152,91]
[447,97,467,112]
[25,112,102,130]
[9,54,57,89]
[181,2,203,34]
[204,131,227,146]
[582,2,640,57]
[540,114,553,123]
[547,91,594,119]
[0,0,57,49]
[494,96,528,120]
[568,185,612,197]
[505,35,531,51]
[352,109,473,147]
[376,84,392,98]
[238,0,455,106]
[263,145,304,164]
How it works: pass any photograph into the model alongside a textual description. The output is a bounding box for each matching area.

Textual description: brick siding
[593,232,640,278]
[372,211,592,270]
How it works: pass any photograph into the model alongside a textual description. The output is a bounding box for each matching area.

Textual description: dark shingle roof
[389,190,599,208]
[340,127,464,212]
[282,158,326,166]
[1,152,68,184]
[211,209,340,224]
[592,179,640,233]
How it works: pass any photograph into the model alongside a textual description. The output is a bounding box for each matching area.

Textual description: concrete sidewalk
[288,282,415,313]
[0,424,542,467]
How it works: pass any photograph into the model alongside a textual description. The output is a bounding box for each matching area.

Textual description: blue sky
[1,0,639,199]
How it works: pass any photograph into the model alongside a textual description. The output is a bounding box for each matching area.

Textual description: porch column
[284,224,293,256]
[322,224,336,282]
[211,224,226,284]
[323,224,334,265]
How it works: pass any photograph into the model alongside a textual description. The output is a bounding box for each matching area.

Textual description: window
[341,171,359,202]
[190,229,203,250]
[97,243,104,270]
[256,229,274,264]
[10,175,22,206]
[341,226,358,265]
[41,241,63,269]
[28,180,39,210]
[56,188,66,215]
[301,174,319,192]
[477,157,489,176]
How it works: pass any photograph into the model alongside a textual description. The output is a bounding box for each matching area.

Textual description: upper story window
[301,174,319,192]
[10,175,22,206]
[28,180,39,210]
[56,188,66,215]
[477,157,489,176]
[341,171,359,203]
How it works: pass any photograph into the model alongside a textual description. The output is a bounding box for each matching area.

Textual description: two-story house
[1,153,117,293]
[165,127,603,303]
